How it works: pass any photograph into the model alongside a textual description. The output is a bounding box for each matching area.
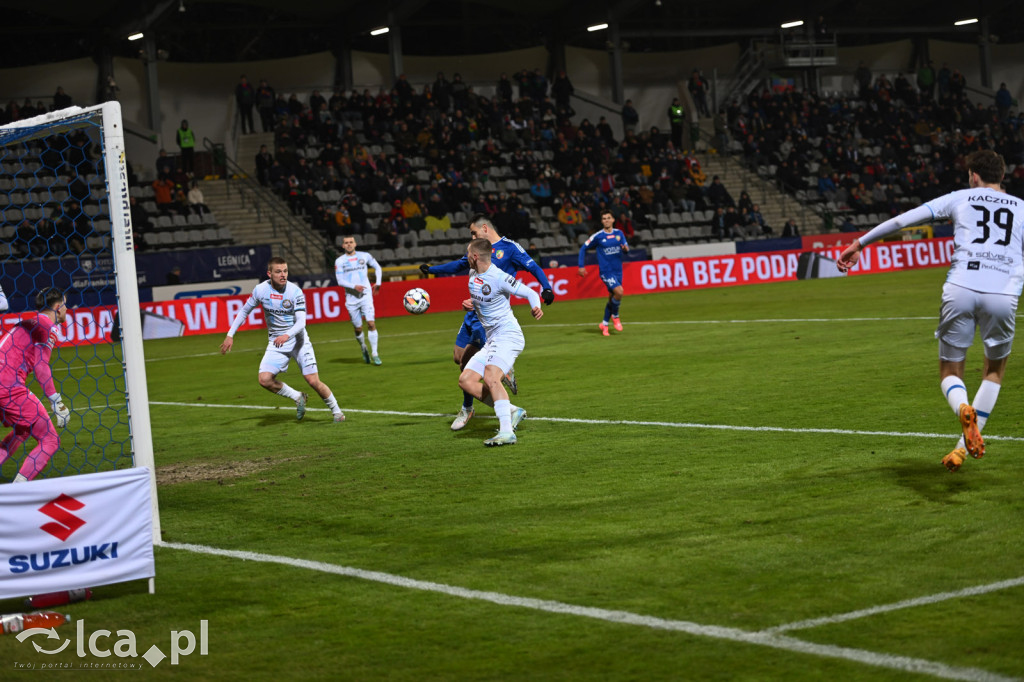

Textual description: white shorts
[465,328,524,377]
[258,333,319,376]
[935,283,1018,362]
[346,295,375,327]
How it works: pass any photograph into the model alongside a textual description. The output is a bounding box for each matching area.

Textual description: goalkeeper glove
[419,263,431,276]
[48,393,70,428]
[541,289,554,305]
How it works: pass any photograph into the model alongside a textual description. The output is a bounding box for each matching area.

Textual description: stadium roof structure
[0,0,1019,67]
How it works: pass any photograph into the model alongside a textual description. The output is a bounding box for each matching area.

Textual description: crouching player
[459,239,544,446]
[0,288,71,482]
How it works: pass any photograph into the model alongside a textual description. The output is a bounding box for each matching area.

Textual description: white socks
[494,399,512,433]
[955,379,1001,449]
[277,383,302,401]
[940,376,969,415]
[368,330,379,355]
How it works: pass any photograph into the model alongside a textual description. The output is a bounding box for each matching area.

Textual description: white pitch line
[148,401,1024,443]
[760,576,1024,635]
[138,315,934,363]
[161,541,1016,682]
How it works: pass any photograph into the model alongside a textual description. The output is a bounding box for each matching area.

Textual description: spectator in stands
[526,242,541,264]
[129,196,151,233]
[996,83,1013,122]
[667,98,685,149]
[706,175,734,208]
[782,218,800,237]
[256,79,277,132]
[713,112,729,154]
[432,72,452,113]
[747,204,771,235]
[688,70,710,117]
[854,62,872,98]
[155,149,176,178]
[621,99,639,134]
[557,200,584,242]
[187,180,209,215]
[530,176,553,206]
[235,75,256,134]
[390,212,417,249]
[166,267,182,285]
[402,195,425,232]
[14,219,36,258]
[176,119,195,175]
[152,174,175,213]
[937,63,951,101]
[53,86,72,111]
[949,69,966,101]
[551,70,574,109]
[917,61,936,101]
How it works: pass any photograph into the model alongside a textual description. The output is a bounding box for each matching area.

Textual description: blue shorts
[600,273,623,292]
[455,311,487,349]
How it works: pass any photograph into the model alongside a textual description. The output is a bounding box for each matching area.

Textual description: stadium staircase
[695,119,824,234]
[201,136,329,275]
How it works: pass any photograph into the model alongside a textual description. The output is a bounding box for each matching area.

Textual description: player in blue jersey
[420,214,554,431]
[578,210,629,336]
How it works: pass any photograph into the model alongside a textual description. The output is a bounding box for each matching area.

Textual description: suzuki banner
[0,468,155,599]
[0,237,956,345]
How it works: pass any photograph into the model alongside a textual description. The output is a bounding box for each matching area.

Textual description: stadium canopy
[0,0,1019,67]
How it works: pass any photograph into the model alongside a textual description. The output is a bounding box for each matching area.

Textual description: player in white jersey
[220,256,345,422]
[335,235,384,365]
[458,238,543,446]
[838,150,1023,471]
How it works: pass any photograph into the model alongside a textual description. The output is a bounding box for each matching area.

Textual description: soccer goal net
[0,103,155,492]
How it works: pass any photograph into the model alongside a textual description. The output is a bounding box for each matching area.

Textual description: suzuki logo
[39,494,86,541]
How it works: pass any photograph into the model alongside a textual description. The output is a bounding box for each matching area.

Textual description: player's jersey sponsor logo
[967,261,980,270]
[270,293,283,300]
[473,277,484,285]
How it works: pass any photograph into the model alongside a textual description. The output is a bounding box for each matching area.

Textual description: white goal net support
[0,103,160,597]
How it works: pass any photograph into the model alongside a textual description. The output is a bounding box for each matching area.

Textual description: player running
[460,238,544,446]
[0,288,71,482]
[419,214,553,431]
[220,256,345,422]
[335,235,384,365]
[578,209,630,336]
[837,150,1024,472]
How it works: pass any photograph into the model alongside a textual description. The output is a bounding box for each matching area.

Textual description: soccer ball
[403,288,430,315]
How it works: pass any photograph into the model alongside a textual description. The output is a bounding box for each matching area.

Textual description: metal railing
[202,136,328,275]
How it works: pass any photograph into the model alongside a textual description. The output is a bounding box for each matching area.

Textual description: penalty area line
[148,401,1024,443]
[161,541,1014,682]
[760,575,1024,635]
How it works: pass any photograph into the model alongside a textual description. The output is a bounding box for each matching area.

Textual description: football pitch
[3,267,1023,680]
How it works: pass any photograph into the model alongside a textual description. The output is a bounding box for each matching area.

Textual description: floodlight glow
[588,23,609,32]
[128,32,144,41]
[954,18,978,26]
[780,20,804,29]
[370,27,389,36]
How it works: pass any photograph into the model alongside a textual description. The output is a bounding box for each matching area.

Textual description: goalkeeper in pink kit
[0,288,71,483]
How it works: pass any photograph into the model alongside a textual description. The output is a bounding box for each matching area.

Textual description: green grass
[3,268,1023,680]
